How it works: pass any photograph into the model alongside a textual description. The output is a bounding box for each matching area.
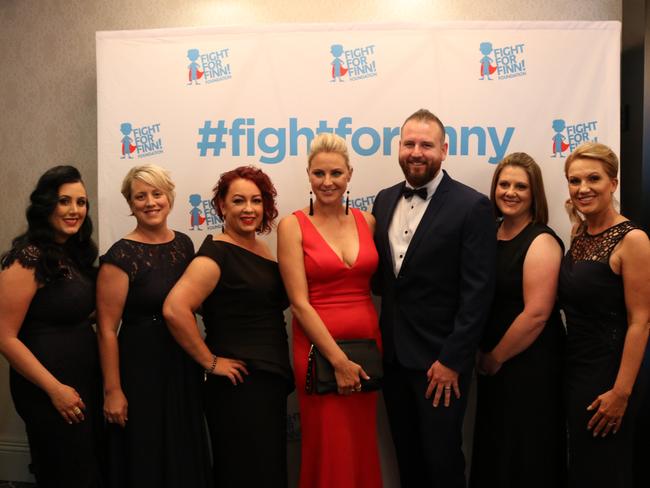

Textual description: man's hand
[425,360,460,407]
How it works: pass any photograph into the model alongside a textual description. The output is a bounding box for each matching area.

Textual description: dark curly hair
[211,166,278,235]
[1,165,98,283]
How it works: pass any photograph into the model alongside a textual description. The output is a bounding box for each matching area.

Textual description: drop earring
[345,190,350,215]
[309,191,314,216]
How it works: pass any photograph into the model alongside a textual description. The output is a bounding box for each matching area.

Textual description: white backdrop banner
[96,21,620,470]
[97,20,620,252]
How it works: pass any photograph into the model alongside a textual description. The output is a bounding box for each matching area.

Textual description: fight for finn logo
[479,41,526,81]
[119,122,163,159]
[329,43,377,82]
[551,119,599,157]
[188,193,222,231]
[187,48,232,85]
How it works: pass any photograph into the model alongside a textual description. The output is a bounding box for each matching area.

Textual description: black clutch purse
[305,339,383,394]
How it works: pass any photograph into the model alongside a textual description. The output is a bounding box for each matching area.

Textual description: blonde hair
[308,133,350,168]
[565,142,619,179]
[564,142,619,237]
[121,164,176,208]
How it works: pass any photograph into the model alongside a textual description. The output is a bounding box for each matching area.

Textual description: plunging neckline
[299,209,362,270]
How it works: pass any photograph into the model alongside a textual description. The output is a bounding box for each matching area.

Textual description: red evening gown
[292,208,383,488]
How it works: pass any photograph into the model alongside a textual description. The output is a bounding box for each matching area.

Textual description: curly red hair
[211,166,278,234]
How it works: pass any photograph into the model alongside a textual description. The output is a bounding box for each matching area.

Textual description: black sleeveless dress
[99,232,212,488]
[6,245,103,488]
[197,237,292,488]
[559,221,646,488]
[470,223,566,488]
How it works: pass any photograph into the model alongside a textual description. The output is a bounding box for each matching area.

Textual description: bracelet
[204,355,217,382]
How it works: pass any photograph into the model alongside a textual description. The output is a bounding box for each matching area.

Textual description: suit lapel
[400,172,452,270]
[377,183,404,268]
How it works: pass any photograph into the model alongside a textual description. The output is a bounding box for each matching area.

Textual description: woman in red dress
[278,133,383,488]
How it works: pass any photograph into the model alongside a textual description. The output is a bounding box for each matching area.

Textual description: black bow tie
[402,186,428,200]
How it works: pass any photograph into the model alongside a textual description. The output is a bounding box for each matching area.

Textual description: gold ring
[73,407,81,415]
[444,386,451,390]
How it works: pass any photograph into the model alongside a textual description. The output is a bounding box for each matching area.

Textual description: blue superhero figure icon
[330,44,348,82]
[120,122,136,159]
[552,119,569,157]
[187,49,204,85]
[479,42,497,80]
[189,194,206,230]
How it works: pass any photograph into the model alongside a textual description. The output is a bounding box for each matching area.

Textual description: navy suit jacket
[372,171,496,373]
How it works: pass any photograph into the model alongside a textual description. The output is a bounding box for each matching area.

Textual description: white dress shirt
[388,170,444,276]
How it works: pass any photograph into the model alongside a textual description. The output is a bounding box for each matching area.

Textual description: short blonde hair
[308,133,350,168]
[121,164,176,208]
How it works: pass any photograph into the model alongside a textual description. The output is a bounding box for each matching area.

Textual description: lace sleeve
[99,240,137,280]
[168,232,195,268]
[178,232,195,256]
[4,245,42,270]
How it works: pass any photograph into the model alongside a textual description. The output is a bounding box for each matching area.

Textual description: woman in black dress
[470,153,566,488]
[96,164,211,488]
[164,166,292,488]
[0,166,103,487]
[559,142,650,488]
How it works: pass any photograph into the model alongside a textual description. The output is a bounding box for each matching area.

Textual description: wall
[0,0,621,483]
[621,0,650,230]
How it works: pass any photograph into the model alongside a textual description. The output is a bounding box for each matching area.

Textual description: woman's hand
[587,388,629,437]
[477,351,503,376]
[279,215,370,396]
[104,389,128,427]
[212,357,249,385]
[48,383,86,424]
[333,358,369,395]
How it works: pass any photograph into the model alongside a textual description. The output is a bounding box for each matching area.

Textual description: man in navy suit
[372,109,496,487]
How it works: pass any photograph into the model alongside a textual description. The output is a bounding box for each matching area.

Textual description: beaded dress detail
[569,221,638,263]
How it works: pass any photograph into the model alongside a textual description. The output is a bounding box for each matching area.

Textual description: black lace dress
[99,232,211,488]
[559,221,647,488]
[6,245,103,488]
